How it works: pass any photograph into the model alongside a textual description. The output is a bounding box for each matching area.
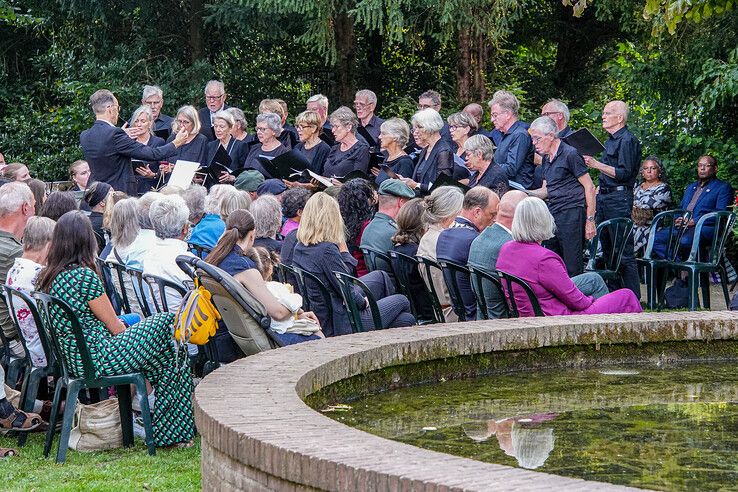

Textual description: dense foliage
[0,0,735,199]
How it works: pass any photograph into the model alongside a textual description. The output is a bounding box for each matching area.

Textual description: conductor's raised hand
[172,128,189,147]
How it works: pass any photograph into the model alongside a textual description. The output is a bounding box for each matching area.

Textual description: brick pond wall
[195,312,738,491]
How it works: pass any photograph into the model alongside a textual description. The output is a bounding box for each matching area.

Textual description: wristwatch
[586,216,595,222]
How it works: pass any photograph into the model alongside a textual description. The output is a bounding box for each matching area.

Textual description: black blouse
[412,139,454,193]
[294,140,331,175]
[322,140,370,177]
[243,143,289,178]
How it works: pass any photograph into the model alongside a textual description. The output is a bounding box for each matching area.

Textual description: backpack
[173,277,221,345]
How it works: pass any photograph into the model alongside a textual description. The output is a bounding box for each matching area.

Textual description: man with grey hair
[0,182,35,356]
[80,89,188,194]
[583,100,642,298]
[488,90,535,188]
[437,187,500,320]
[198,80,230,141]
[354,89,384,144]
[141,85,173,138]
[528,116,596,277]
[540,98,572,137]
[142,194,194,311]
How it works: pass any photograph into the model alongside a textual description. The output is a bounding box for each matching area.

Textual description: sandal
[163,440,194,450]
[0,447,17,458]
[0,408,44,434]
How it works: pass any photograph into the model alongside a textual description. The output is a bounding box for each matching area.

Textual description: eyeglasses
[297,124,316,130]
[353,102,371,109]
[449,125,468,131]
[255,126,270,133]
[205,94,224,101]
[530,134,550,144]
[490,111,508,119]
[176,119,192,126]
[541,111,561,117]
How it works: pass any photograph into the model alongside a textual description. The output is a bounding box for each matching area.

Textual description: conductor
[80,89,188,195]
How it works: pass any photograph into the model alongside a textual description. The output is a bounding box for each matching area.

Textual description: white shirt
[124,229,158,270]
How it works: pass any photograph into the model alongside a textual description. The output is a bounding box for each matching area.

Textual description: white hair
[355,89,377,105]
[463,134,495,161]
[213,109,235,128]
[204,80,224,95]
[182,185,207,223]
[251,194,283,239]
[306,94,329,110]
[0,182,33,217]
[149,194,190,240]
[411,108,444,134]
[136,192,161,229]
[544,98,570,123]
[110,198,140,249]
[529,116,558,136]
[511,197,556,243]
[204,184,231,215]
[379,118,410,148]
[489,90,520,118]
[256,112,283,136]
[142,85,163,101]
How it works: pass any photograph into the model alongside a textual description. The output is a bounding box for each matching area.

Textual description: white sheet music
[168,160,201,189]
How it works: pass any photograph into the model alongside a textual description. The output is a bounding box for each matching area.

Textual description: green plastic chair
[467,265,508,320]
[33,292,155,463]
[142,273,187,314]
[0,294,27,388]
[333,271,383,333]
[415,256,447,323]
[360,247,396,277]
[388,250,435,324]
[188,242,212,259]
[292,266,334,328]
[585,217,634,282]
[4,286,59,447]
[496,270,545,318]
[636,209,692,310]
[437,259,471,322]
[657,211,735,310]
[125,267,155,317]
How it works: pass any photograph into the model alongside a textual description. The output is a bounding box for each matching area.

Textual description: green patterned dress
[49,266,195,446]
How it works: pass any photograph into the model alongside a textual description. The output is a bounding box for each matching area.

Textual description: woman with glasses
[242,112,289,179]
[447,112,478,166]
[203,110,248,184]
[129,105,166,195]
[294,110,330,174]
[632,156,672,254]
[399,108,454,195]
[322,106,370,178]
[371,117,414,185]
[165,105,209,167]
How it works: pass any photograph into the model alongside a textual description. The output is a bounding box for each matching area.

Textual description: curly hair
[281,187,312,219]
[391,198,426,246]
[337,178,375,245]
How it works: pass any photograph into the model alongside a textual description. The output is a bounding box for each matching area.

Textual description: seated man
[652,155,732,259]
[359,179,415,271]
[436,187,499,320]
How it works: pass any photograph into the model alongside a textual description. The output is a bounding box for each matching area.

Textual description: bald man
[463,103,491,137]
[469,190,609,318]
[583,100,642,299]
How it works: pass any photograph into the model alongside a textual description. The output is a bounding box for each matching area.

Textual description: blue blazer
[680,177,733,223]
[80,120,177,194]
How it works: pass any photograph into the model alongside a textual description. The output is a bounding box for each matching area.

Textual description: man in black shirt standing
[584,100,642,298]
[528,116,596,276]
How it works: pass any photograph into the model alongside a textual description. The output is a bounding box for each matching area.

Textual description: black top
[134,135,166,195]
[542,141,588,214]
[294,140,331,175]
[599,125,642,189]
[323,140,371,177]
[359,114,385,144]
[374,155,415,185]
[197,105,231,141]
[468,163,509,196]
[392,242,435,322]
[204,137,249,172]
[166,133,209,165]
[412,139,454,193]
[254,236,283,254]
[243,143,289,178]
[278,129,297,150]
[89,211,105,254]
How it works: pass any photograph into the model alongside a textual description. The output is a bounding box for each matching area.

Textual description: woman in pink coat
[496,197,642,317]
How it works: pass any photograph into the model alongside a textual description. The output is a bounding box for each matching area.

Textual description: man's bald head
[602,100,629,133]
[463,103,484,125]
[497,190,527,229]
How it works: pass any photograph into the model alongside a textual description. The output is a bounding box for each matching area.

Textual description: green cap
[234,170,265,192]
[378,178,415,199]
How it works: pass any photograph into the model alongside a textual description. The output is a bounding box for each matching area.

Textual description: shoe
[132,416,146,439]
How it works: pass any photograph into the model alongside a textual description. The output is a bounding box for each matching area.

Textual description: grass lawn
[0,433,200,491]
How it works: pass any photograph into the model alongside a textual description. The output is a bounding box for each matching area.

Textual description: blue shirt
[494,120,535,188]
[189,214,225,249]
[218,245,257,276]
[436,217,480,319]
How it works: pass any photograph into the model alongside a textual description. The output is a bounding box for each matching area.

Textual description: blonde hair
[102,191,129,230]
[172,105,201,135]
[259,99,286,119]
[297,192,346,245]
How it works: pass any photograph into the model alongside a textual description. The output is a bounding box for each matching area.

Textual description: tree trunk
[333,9,356,105]
[457,29,471,102]
[364,29,383,97]
[473,33,488,102]
[189,0,205,63]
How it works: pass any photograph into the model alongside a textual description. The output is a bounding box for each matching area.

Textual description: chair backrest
[124,267,154,317]
[275,263,298,291]
[437,259,470,322]
[142,273,187,313]
[467,266,508,320]
[586,217,634,272]
[360,247,395,276]
[292,266,334,327]
[188,242,212,259]
[175,255,279,355]
[687,211,736,264]
[103,259,133,314]
[4,285,55,369]
[496,270,545,318]
[33,292,97,381]
[333,271,382,333]
[388,250,423,322]
[415,256,447,323]
[95,256,122,314]
[642,209,692,261]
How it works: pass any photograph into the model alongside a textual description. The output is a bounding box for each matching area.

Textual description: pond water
[324,363,738,490]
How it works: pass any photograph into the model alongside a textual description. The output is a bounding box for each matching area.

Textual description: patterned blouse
[632,182,672,253]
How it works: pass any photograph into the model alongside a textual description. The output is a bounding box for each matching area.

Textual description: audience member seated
[69,159,91,193]
[391,198,436,321]
[0,163,31,182]
[40,191,77,222]
[293,110,331,175]
[359,179,415,270]
[243,112,289,179]
[251,194,283,254]
[401,109,454,194]
[280,187,310,239]
[0,182,35,359]
[417,186,464,322]
[464,134,509,195]
[120,192,160,270]
[0,365,44,442]
[204,210,321,361]
[36,210,195,448]
[292,192,415,336]
[84,181,112,254]
[234,170,264,201]
[337,178,376,276]
[322,107,370,178]
[181,184,207,232]
[372,118,414,185]
[496,197,642,316]
[632,156,672,255]
[26,179,47,216]
[256,179,287,199]
[651,155,730,259]
[188,185,229,249]
[5,216,55,367]
[436,187,500,319]
[219,188,251,222]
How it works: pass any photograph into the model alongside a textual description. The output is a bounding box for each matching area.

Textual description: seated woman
[496,197,643,317]
[322,107,370,178]
[632,156,672,255]
[292,192,415,337]
[0,163,31,182]
[204,210,321,361]
[69,159,91,210]
[40,191,78,222]
[243,112,289,179]
[83,181,112,254]
[36,210,195,448]
[372,118,414,186]
[337,178,376,276]
[188,184,231,249]
[250,194,283,254]
[203,110,248,185]
[391,198,436,322]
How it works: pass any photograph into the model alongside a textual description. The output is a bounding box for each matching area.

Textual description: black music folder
[562,129,605,156]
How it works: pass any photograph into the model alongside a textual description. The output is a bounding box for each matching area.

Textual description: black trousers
[596,189,641,299]
[547,207,586,277]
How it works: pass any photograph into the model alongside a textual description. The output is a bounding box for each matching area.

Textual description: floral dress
[6,257,46,367]
[632,182,672,254]
[48,266,195,446]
